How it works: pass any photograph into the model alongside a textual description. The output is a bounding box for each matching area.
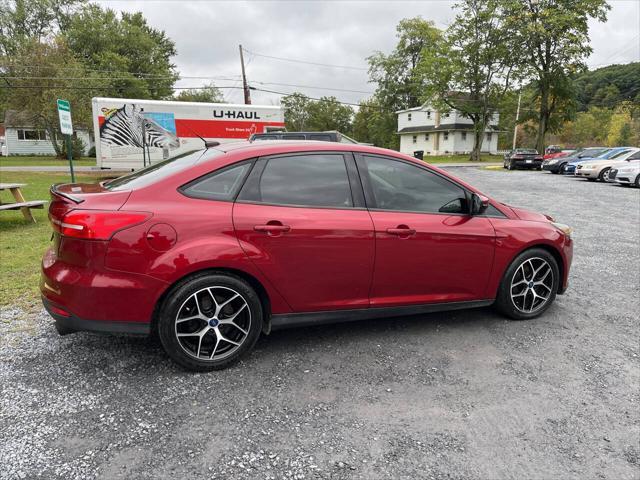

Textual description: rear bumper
[40,246,166,333]
[43,297,151,335]
[511,160,543,169]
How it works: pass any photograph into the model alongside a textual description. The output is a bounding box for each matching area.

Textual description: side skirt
[270,299,494,331]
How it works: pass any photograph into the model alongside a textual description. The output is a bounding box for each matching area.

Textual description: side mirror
[471,193,489,215]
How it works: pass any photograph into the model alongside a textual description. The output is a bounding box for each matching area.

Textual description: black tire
[495,248,560,320]
[157,272,263,372]
[598,167,611,182]
[559,163,567,174]
[635,174,640,188]
[507,160,515,170]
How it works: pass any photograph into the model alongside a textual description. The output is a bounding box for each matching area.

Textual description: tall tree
[419,0,517,160]
[366,17,442,150]
[64,4,178,99]
[504,0,610,152]
[368,17,442,111]
[3,37,96,157]
[175,83,224,103]
[0,0,85,55]
[306,96,353,133]
[352,97,397,147]
[280,92,312,131]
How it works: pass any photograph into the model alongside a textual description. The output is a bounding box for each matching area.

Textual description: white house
[1,110,93,156]
[396,104,499,156]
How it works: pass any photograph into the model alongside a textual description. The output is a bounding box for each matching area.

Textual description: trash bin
[413,150,424,160]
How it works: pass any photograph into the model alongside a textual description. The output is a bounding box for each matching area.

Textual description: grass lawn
[0,171,113,309]
[421,154,501,164]
[0,155,96,167]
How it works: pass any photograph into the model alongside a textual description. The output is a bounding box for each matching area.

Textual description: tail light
[50,210,151,240]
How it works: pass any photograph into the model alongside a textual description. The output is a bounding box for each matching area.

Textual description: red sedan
[41,142,573,371]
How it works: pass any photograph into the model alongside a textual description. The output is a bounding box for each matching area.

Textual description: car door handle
[254,224,291,233]
[386,226,416,236]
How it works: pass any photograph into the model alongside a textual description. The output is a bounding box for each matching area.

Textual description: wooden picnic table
[0,183,47,223]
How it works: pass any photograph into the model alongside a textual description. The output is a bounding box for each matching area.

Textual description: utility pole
[512,89,522,150]
[239,44,251,105]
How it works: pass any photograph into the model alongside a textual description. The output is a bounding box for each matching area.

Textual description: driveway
[1,168,638,479]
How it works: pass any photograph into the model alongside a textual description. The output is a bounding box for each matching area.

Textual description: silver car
[610,157,640,187]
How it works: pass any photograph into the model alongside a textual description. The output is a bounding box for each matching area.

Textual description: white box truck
[92,97,285,170]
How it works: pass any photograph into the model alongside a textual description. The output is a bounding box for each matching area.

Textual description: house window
[487,133,492,141]
[443,112,450,118]
[17,129,47,141]
[426,111,431,119]
[461,132,467,141]
[412,135,417,143]
[425,134,429,141]
[444,132,449,141]
[408,113,412,121]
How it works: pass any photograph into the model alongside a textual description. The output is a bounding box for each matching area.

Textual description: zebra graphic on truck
[92,97,285,170]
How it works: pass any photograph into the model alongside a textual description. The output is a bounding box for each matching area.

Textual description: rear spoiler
[50,184,85,204]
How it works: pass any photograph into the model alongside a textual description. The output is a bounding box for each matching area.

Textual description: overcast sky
[95,0,640,106]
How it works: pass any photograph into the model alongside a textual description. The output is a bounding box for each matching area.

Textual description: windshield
[598,149,628,159]
[104,150,215,190]
[516,149,538,154]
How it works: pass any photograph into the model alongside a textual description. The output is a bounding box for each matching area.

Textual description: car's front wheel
[598,167,611,182]
[157,273,263,371]
[495,248,559,320]
[635,174,640,188]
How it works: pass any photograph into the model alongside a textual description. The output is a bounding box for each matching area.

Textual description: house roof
[3,110,41,128]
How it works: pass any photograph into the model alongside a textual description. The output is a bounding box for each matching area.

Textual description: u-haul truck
[92,97,285,170]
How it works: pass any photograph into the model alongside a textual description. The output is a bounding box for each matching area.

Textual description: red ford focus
[41,142,573,371]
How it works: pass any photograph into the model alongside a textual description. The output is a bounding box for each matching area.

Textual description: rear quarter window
[104,150,219,190]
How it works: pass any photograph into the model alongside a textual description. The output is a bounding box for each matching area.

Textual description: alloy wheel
[174,286,251,361]
[510,257,554,314]
[601,168,610,182]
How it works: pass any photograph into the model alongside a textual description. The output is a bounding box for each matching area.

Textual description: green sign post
[57,99,75,183]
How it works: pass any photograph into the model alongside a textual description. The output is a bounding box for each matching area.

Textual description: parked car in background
[610,156,640,187]
[503,149,544,170]
[564,147,633,175]
[575,148,640,182]
[41,141,573,371]
[250,131,360,143]
[543,145,575,161]
[543,147,609,174]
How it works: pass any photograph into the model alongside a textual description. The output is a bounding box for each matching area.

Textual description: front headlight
[552,222,573,239]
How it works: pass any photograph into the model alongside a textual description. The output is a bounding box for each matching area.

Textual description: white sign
[57,99,73,135]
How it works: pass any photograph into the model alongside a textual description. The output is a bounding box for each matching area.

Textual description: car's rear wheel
[495,248,559,320]
[598,167,611,182]
[507,160,514,170]
[158,273,263,371]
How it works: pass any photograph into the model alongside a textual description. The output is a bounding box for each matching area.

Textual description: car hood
[581,159,621,168]
[504,204,552,223]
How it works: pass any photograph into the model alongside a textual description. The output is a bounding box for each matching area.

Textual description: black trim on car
[270,299,495,330]
[43,298,150,336]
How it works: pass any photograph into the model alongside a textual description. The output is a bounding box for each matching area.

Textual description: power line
[243,48,369,72]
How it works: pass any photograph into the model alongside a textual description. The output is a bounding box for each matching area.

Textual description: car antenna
[181,123,220,149]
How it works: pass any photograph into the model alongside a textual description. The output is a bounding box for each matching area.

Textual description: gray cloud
[96,0,639,106]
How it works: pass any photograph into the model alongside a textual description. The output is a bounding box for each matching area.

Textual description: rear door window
[238,153,353,208]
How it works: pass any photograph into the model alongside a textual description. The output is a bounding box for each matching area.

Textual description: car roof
[210,140,408,158]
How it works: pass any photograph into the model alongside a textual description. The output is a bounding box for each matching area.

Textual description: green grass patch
[0,156,96,167]
[421,154,501,164]
[0,171,111,309]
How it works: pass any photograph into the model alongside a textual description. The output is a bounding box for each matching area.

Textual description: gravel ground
[1,168,638,480]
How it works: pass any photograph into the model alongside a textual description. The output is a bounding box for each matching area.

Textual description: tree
[503,0,610,152]
[306,96,353,133]
[0,0,85,55]
[3,37,96,157]
[175,83,224,103]
[281,92,312,131]
[368,17,442,112]
[352,97,398,148]
[419,0,517,160]
[64,4,178,99]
